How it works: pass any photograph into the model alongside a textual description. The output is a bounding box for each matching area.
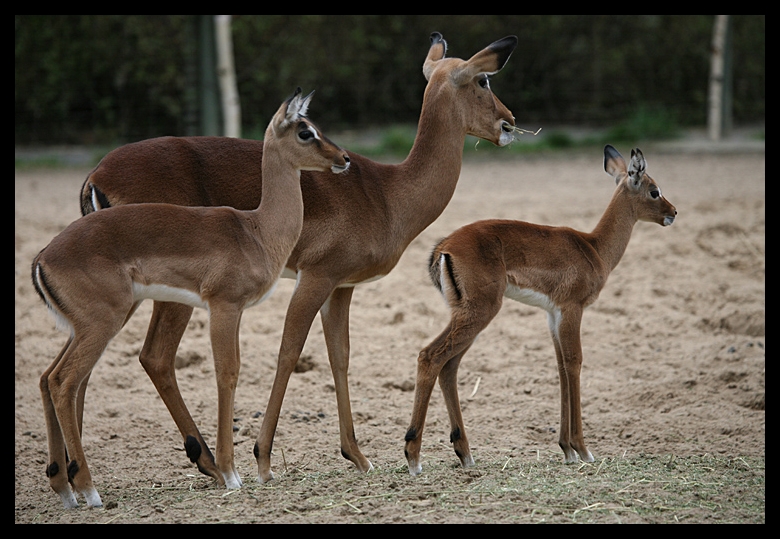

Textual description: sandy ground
[15,147,764,523]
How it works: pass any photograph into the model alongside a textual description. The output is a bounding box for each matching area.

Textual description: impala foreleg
[138,301,221,482]
[254,275,333,483]
[208,305,243,488]
[549,309,594,463]
[320,286,373,473]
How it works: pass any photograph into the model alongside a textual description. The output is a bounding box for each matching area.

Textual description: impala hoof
[257,470,275,484]
[407,460,422,476]
[459,454,475,468]
[222,470,242,489]
[58,489,79,509]
[82,487,103,508]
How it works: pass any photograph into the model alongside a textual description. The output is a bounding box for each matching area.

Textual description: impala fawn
[404,145,677,475]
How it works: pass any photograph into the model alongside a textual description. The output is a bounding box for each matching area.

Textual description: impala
[78,32,518,483]
[32,88,350,508]
[404,145,677,475]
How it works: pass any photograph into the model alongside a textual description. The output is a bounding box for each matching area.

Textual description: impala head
[604,144,677,226]
[266,87,350,174]
[422,32,517,147]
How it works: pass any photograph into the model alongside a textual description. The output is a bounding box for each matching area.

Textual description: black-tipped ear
[604,144,627,183]
[429,32,447,57]
[488,36,518,70]
[604,144,622,165]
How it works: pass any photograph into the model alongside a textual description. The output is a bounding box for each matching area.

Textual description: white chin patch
[498,131,514,147]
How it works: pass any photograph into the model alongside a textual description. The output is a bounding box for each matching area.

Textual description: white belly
[132,279,280,311]
[282,267,387,289]
[132,282,208,309]
[504,284,557,312]
[504,284,563,338]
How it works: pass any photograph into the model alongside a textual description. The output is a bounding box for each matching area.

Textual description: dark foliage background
[15,15,765,146]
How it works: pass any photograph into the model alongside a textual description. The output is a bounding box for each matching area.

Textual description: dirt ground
[15,147,764,523]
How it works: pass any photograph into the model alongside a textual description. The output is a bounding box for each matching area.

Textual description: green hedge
[15,15,765,145]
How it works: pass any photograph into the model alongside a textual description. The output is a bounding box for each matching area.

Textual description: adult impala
[404,145,677,475]
[79,32,517,483]
[32,88,349,508]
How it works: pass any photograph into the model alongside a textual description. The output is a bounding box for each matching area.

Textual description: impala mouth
[663,215,676,226]
[497,120,515,147]
[331,155,351,174]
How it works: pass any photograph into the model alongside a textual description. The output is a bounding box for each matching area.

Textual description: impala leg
[438,344,474,468]
[47,324,120,509]
[320,286,373,473]
[138,301,220,482]
[404,325,471,475]
[255,273,334,483]
[40,337,79,509]
[405,312,492,475]
[549,308,593,463]
[406,273,503,475]
[75,369,90,437]
[208,304,243,488]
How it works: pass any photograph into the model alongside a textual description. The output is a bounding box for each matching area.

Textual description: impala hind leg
[405,327,476,475]
[405,296,500,475]
[139,301,221,482]
[320,286,374,473]
[549,308,594,464]
[45,322,121,508]
[437,345,475,468]
[40,337,79,508]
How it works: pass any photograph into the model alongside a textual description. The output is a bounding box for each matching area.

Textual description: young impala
[77,32,518,483]
[32,88,350,508]
[404,145,677,475]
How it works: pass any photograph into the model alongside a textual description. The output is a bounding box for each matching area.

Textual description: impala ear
[627,148,647,190]
[274,87,314,134]
[286,87,314,121]
[604,144,627,184]
[423,32,448,81]
[451,35,518,86]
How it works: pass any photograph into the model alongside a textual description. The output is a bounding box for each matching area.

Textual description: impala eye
[478,76,490,89]
[650,189,660,199]
[298,129,313,141]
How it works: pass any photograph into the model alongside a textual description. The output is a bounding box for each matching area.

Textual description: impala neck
[391,93,467,240]
[251,147,305,260]
[587,186,638,272]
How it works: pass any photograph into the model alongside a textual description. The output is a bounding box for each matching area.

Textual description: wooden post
[215,15,241,138]
[708,15,733,141]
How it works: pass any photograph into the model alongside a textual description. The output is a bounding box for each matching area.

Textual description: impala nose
[332,153,351,174]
